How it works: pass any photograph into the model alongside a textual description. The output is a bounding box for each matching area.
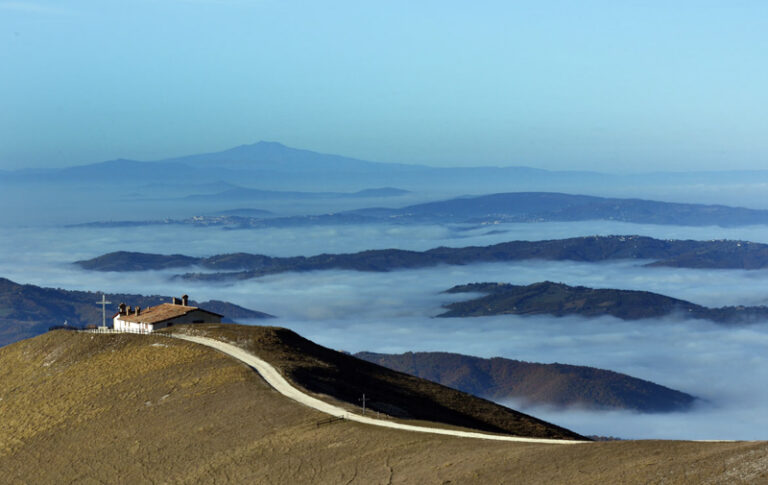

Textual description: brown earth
[1,327,766,484]
[169,324,583,440]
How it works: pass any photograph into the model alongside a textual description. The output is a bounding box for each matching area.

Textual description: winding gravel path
[174,334,586,445]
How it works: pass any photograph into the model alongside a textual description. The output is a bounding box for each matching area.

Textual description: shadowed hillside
[355,351,695,412]
[76,236,768,282]
[171,324,584,440]
[440,281,768,323]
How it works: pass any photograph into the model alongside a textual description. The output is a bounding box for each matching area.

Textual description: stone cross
[96,294,112,329]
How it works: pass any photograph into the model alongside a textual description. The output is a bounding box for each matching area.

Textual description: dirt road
[174,334,586,444]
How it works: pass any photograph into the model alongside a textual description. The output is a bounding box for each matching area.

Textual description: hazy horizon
[3,1,767,172]
[6,139,768,175]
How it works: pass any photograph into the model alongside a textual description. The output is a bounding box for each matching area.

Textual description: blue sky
[1,0,767,171]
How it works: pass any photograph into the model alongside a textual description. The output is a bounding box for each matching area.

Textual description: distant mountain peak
[231,140,288,151]
[254,140,286,147]
[159,140,394,172]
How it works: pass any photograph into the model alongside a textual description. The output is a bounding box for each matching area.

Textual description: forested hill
[0,277,273,347]
[352,192,768,227]
[76,235,768,281]
[439,281,768,323]
[355,351,696,413]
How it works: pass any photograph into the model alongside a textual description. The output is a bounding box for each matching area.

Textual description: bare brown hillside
[1,327,766,484]
[171,324,583,440]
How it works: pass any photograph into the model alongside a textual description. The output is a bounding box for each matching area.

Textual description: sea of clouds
[3,220,768,439]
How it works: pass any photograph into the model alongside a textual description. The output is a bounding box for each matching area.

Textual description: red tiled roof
[117,303,222,324]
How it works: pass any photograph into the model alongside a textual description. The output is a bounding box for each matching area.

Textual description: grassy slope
[0,328,766,484]
[168,324,584,440]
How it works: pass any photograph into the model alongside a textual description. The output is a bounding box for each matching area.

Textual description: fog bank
[3,222,768,439]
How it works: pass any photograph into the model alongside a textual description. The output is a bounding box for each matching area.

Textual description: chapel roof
[118,303,222,324]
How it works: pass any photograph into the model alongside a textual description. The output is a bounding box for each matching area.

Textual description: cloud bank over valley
[3,220,768,439]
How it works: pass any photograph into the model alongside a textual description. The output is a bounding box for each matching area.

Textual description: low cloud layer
[3,221,768,439]
[275,311,768,440]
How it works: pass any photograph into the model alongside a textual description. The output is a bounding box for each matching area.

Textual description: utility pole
[96,293,112,330]
[359,393,369,415]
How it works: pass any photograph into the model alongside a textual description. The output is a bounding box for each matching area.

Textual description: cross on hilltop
[95,293,112,329]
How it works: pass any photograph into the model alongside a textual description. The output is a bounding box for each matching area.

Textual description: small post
[95,293,112,330]
[359,393,369,415]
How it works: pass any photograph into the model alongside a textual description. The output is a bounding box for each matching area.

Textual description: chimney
[181,294,188,306]
[134,306,140,316]
[127,306,133,315]
[172,297,180,305]
[119,303,126,315]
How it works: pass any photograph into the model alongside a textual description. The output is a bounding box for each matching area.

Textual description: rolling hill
[355,351,695,412]
[350,192,768,226]
[76,236,768,281]
[439,281,768,323]
[69,191,768,229]
[1,325,765,483]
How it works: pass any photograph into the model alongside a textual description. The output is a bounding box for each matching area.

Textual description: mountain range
[75,235,768,280]
[10,141,768,227]
[8,141,768,198]
[1,141,553,192]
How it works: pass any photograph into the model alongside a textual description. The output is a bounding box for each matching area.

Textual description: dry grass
[173,324,585,440]
[0,329,766,484]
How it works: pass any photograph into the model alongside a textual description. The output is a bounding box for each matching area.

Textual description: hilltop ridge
[2,325,766,483]
[173,324,583,440]
[76,235,768,282]
[439,281,768,323]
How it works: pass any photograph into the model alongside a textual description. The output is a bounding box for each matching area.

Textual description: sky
[1,0,767,171]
